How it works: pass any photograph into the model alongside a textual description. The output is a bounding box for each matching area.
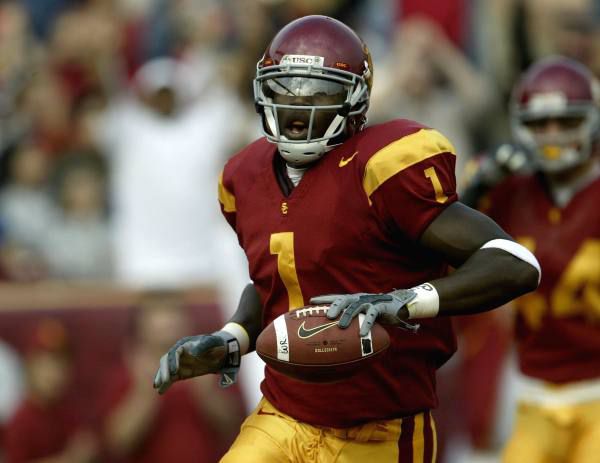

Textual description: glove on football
[153,331,240,394]
[310,290,419,336]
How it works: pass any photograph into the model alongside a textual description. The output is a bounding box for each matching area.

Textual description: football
[256,305,390,383]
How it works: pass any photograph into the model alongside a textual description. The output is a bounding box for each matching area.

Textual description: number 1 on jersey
[270,232,305,310]
[424,166,448,204]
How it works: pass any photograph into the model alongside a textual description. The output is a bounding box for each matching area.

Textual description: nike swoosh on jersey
[338,151,359,167]
[297,320,338,339]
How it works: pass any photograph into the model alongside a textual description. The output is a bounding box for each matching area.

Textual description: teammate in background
[153,15,540,462]
[472,57,600,463]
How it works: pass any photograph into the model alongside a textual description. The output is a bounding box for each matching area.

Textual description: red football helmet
[254,15,373,166]
[511,56,600,173]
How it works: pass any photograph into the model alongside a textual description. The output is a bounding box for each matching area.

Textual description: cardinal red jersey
[3,398,80,463]
[99,364,226,463]
[219,119,458,428]
[484,174,600,384]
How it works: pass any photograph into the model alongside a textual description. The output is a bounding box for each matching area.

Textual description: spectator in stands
[369,15,498,186]
[69,90,110,155]
[0,142,54,281]
[20,0,70,41]
[101,289,242,463]
[0,340,24,460]
[0,1,42,153]
[17,70,73,156]
[96,56,245,289]
[42,153,112,280]
[3,318,98,463]
[0,142,54,247]
[393,0,470,49]
[48,0,124,103]
[474,0,600,97]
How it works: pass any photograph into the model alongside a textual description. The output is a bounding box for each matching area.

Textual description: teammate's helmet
[511,56,600,173]
[254,15,373,166]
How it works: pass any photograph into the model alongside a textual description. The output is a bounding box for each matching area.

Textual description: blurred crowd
[1,0,599,284]
[0,0,599,462]
[0,290,246,463]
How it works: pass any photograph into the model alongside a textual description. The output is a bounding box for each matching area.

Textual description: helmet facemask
[510,57,600,174]
[254,58,370,166]
[512,102,600,173]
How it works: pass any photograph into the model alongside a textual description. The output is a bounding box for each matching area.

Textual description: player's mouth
[282,119,309,140]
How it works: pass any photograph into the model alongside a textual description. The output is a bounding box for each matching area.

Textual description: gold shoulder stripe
[363,129,456,199]
[218,170,236,212]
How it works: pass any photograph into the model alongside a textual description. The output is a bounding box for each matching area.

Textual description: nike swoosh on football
[338,151,359,167]
[297,320,338,339]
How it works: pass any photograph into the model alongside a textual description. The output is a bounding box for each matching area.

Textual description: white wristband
[406,283,440,319]
[222,322,250,355]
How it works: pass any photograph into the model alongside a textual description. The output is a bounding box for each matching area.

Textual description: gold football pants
[221,398,437,463]
[502,400,600,463]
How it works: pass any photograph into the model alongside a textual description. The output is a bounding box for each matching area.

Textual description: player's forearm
[192,377,242,437]
[410,202,540,318]
[105,389,159,456]
[429,247,539,316]
[433,40,494,116]
[226,283,263,353]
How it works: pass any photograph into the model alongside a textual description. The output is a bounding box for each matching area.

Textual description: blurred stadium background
[0,0,598,462]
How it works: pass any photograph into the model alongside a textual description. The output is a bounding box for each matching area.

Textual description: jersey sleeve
[218,165,237,231]
[364,128,458,240]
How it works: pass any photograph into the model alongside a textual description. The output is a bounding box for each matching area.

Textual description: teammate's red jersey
[485,174,600,384]
[219,119,458,427]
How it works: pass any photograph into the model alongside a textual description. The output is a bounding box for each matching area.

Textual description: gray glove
[484,143,530,183]
[153,331,240,394]
[310,290,419,336]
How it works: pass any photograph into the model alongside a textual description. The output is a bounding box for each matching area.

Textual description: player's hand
[477,144,530,187]
[460,144,533,208]
[310,290,419,336]
[153,331,240,394]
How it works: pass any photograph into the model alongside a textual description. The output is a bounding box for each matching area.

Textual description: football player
[474,57,600,463]
[153,15,540,462]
